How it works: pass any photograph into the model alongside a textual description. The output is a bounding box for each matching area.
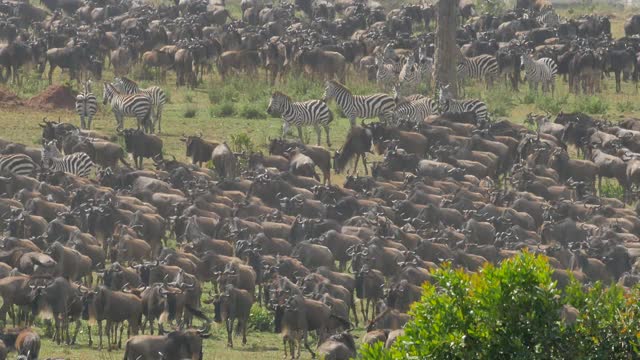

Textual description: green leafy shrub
[572,96,609,114]
[239,104,266,119]
[212,102,236,117]
[184,92,194,103]
[485,87,516,117]
[616,99,635,113]
[360,253,640,359]
[535,93,568,115]
[599,180,625,200]
[249,304,273,332]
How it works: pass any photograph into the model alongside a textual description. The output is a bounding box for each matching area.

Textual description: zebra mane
[272,91,291,101]
[328,80,349,93]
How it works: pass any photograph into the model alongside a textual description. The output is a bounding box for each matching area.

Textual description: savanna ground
[2,1,640,358]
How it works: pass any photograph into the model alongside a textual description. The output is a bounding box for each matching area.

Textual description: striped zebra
[521,54,558,94]
[267,91,333,147]
[537,10,560,28]
[113,77,167,133]
[438,85,488,124]
[42,141,94,177]
[375,44,400,91]
[457,54,499,88]
[322,80,395,127]
[417,47,434,90]
[392,96,438,125]
[75,80,98,130]
[102,82,153,133]
[397,54,420,96]
[0,154,37,176]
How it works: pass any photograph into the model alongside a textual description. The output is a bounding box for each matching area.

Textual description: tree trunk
[435,0,460,98]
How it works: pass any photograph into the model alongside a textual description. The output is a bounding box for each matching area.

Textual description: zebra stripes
[393,96,438,125]
[521,54,558,93]
[75,80,98,130]
[375,45,400,91]
[457,54,499,87]
[102,82,153,133]
[537,10,560,28]
[42,141,94,177]
[323,80,395,127]
[267,91,333,147]
[438,86,488,124]
[113,77,167,133]
[0,154,37,176]
[397,55,421,96]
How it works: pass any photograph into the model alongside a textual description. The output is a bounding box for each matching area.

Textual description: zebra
[102,82,153,133]
[397,54,421,96]
[438,85,488,124]
[375,44,400,91]
[0,154,37,176]
[417,46,434,90]
[42,140,94,177]
[75,80,98,130]
[113,76,167,133]
[537,10,561,28]
[322,80,395,127]
[392,96,439,125]
[267,91,333,147]
[521,54,558,94]
[457,54,499,88]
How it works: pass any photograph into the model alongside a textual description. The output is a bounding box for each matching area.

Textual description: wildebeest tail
[330,314,353,330]
[186,304,210,323]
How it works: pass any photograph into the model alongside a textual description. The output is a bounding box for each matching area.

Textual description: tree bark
[434,0,460,98]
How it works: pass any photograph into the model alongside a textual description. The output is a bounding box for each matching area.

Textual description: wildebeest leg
[362,154,369,175]
[351,154,360,176]
[351,294,358,327]
[106,319,112,351]
[226,318,233,347]
[297,126,304,144]
[242,319,248,345]
[314,125,321,146]
[118,323,125,348]
[87,325,92,347]
[48,65,55,85]
[282,335,288,359]
[323,125,331,147]
[302,331,315,359]
[98,320,103,349]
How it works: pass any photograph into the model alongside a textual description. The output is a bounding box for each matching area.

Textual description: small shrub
[535,93,568,115]
[600,180,625,200]
[184,92,194,103]
[485,87,516,118]
[183,106,197,118]
[212,102,236,117]
[239,104,266,119]
[230,133,255,154]
[520,91,537,105]
[249,304,273,332]
[572,96,609,114]
[616,99,635,113]
[163,88,172,104]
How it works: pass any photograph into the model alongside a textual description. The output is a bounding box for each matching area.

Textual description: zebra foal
[102,82,153,133]
[322,80,395,127]
[521,54,558,94]
[42,141,94,177]
[113,77,167,133]
[75,80,98,130]
[438,85,488,124]
[267,91,333,147]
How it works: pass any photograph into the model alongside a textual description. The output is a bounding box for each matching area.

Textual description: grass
[1,2,640,358]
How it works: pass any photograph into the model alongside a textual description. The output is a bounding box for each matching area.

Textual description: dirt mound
[27,84,77,110]
[0,87,23,107]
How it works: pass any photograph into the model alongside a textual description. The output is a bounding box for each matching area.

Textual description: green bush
[184,92,194,103]
[616,99,635,113]
[361,253,640,359]
[249,304,273,332]
[535,93,568,115]
[485,87,516,118]
[212,102,236,117]
[599,180,625,200]
[239,104,266,119]
[572,96,609,115]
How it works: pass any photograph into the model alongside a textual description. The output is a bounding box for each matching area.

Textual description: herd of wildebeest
[2,0,640,359]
